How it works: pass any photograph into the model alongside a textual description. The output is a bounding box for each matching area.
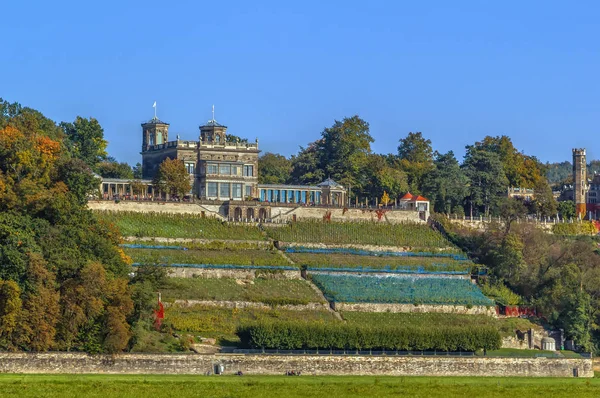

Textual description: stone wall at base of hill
[0,352,591,377]
[270,206,423,224]
[164,267,301,280]
[334,302,497,317]
[88,200,225,218]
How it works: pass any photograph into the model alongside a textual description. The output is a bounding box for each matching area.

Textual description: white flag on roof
[153,101,157,108]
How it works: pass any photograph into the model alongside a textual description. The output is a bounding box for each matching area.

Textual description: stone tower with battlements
[573,148,587,219]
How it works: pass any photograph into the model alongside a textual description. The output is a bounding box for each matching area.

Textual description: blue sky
[2,1,599,164]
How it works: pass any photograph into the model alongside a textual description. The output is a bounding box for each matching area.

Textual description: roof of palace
[142,117,170,125]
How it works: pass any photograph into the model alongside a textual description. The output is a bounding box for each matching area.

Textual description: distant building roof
[400,192,414,200]
[142,117,169,126]
[411,195,429,202]
[317,178,341,188]
[200,119,227,128]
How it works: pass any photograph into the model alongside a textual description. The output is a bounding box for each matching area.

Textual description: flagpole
[154,101,157,119]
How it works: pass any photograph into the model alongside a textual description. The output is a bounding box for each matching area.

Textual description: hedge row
[236,321,501,351]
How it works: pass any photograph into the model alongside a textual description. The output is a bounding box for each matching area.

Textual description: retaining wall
[270,207,423,224]
[88,200,224,218]
[334,302,497,316]
[0,352,591,377]
[165,267,301,280]
[171,300,328,311]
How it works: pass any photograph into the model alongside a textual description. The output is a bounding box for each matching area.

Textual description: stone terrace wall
[0,352,591,377]
[334,302,496,316]
[165,267,301,280]
[171,300,328,311]
[270,207,423,224]
[88,200,224,218]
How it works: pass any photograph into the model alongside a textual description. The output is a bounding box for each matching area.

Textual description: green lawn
[160,277,324,304]
[288,252,471,271]
[166,304,337,344]
[0,374,598,398]
[127,248,290,266]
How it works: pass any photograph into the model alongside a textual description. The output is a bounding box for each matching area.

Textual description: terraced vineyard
[288,252,472,272]
[96,211,265,240]
[341,312,538,337]
[166,304,338,344]
[160,277,324,304]
[126,247,289,266]
[264,221,451,248]
[310,274,494,306]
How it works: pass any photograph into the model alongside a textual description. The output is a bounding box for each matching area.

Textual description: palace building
[100,113,347,209]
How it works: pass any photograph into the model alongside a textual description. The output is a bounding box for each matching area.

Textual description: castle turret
[141,117,170,152]
[573,148,587,219]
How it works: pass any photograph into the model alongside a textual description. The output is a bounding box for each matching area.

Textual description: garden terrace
[264,221,451,248]
[310,274,494,306]
[288,252,472,272]
[95,210,265,240]
[237,320,501,351]
[341,312,538,338]
[165,304,338,344]
[159,277,324,304]
[125,247,289,267]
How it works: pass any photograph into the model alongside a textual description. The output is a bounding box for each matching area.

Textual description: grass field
[126,248,290,266]
[0,374,598,398]
[265,221,451,248]
[165,304,337,343]
[96,211,265,240]
[288,252,472,271]
[160,277,324,304]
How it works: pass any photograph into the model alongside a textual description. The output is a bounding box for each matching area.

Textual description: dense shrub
[551,221,597,236]
[237,321,501,351]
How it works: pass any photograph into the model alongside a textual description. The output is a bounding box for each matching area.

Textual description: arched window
[215,135,220,143]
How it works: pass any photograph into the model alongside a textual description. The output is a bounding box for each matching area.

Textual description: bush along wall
[236,321,501,352]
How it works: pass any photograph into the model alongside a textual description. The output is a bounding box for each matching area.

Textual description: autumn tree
[152,158,191,198]
[0,99,133,353]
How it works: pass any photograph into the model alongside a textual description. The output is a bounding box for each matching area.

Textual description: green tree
[290,143,324,185]
[60,117,108,169]
[498,197,527,235]
[258,153,291,184]
[462,146,508,217]
[398,132,434,194]
[317,116,373,191]
[363,154,408,202]
[152,158,191,198]
[532,179,558,218]
[421,151,468,214]
[55,158,100,205]
[558,200,576,220]
[132,162,143,179]
[97,158,134,179]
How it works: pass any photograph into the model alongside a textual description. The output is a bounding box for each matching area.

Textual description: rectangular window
[207,182,218,197]
[185,163,195,174]
[220,183,230,198]
[219,164,231,175]
[207,163,218,174]
[231,165,241,176]
[245,185,252,198]
[232,183,242,199]
[243,165,254,177]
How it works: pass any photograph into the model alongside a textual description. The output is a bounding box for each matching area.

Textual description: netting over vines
[310,274,494,306]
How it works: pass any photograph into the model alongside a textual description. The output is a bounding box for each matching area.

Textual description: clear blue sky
[2,1,599,164]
